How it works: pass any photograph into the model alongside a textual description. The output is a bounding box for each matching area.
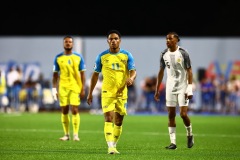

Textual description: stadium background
[0,1,240,112]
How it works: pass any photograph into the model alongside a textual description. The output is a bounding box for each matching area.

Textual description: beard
[111,45,118,50]
[64,47,72,51]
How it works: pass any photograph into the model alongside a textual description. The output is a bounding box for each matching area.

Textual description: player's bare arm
[126,70,137,86]
[154,67,164,101]
[80,71,86,99]
[87,72,99,105]
[52,72,59,100]
[185,67,193,100]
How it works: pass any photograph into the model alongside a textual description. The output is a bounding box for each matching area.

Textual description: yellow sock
[104,122,114,147]
[61,114,70,135]
[72,113,80,135]
[113,125,122,147]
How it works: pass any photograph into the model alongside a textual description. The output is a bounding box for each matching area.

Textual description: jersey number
[112,63,120,70]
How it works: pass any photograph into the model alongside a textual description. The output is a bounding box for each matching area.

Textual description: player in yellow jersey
[87,30,137,154]
[52,36,86,141]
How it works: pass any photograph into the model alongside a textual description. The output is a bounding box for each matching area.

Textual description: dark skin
[87,33,137,126]
[154,33,193,127]
[52,37,86,115]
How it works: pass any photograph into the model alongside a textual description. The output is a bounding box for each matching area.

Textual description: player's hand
[185,84,193,100]
[87,94,92,105]
[126,77,134,86]
[52,88,58,101]
[154,92,160,101]
[117,85,125,96]
[80,89,85,99]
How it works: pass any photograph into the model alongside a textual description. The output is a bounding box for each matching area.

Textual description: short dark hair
[107,30,121,38]
[168,32,180,42]
[63,35,73,41]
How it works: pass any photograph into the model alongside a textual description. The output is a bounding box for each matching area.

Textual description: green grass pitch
[0,112,240,160]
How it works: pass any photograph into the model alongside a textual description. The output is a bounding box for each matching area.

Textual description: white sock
[107,141,114,148]
[113,142,117,148]
[185,124,193,136]
[168,127,176,145]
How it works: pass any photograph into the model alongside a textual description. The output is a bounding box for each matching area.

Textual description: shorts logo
[103,106,108,108]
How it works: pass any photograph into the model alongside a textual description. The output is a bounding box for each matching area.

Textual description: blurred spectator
[200,77,216,113]
[6,65,23,112]
[226,75,240,114]
[215,74,228,114]
[19,75,39,113]
[42,80,56,111]
[237,78,240,114]
[137,76,159,113]
[35,73,56,111]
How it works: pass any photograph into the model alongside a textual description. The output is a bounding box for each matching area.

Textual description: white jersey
[160,46,191,94]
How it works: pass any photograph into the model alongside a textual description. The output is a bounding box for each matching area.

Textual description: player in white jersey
[154,32,194,149]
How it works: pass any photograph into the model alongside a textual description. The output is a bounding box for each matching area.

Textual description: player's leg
[59,87,70,141]
[60,105,70,140]
[102,97,115,154]
[70,91,81,141]
[179,93,194,148]
[112,98,127,154]
[112,116,122,154]
[165,93,177,149]
[112,123,121,154]
[71,106,80,141]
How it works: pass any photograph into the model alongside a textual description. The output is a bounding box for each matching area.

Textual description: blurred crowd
[0,66,56,113]
[127,73,240,115]
[198,74,240,114]
[0,66,240,115]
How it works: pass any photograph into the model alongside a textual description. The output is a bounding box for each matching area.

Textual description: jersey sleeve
[94,54,102,73]
[53,56,59,72]
[127,52,136,70]
[79,54,86,71]
[160,52,166,69]
[181,49,192,69]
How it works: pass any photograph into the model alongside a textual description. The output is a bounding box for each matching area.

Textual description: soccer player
[154,32,194,149]
[52,36,86,141]
[87,30,137,154]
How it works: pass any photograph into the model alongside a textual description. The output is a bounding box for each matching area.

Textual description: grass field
[0,112,240,160]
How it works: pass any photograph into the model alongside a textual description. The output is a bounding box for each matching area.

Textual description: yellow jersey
[53,52,86,93]
[94,49,136,98]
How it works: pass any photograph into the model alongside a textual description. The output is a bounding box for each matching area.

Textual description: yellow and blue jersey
[53,52,86,93]
[94,49,136,98]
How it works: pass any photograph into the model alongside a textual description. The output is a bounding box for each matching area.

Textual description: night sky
[1,1,240,37]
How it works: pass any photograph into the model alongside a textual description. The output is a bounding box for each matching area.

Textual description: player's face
[166,34,177,48]
[107,33,121,51]
[64,38,73,51]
